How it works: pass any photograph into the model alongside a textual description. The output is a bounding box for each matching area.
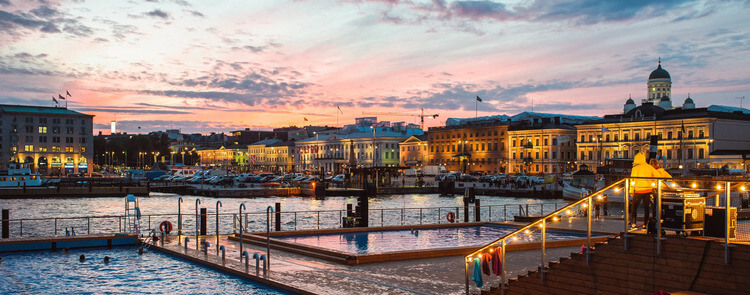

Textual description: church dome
[626,98,635,104]
[685,97,694,104]
[625,103,666,118]
[660,95,670,102]
[649,62,670,80]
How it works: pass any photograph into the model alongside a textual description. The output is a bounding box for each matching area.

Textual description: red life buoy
[446,212,456,223]
[159,220,173,234]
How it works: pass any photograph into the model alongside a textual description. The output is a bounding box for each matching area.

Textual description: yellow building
[427,120,509,174]
[507,122,577,175]
[577,61,750,172]
[399,135,428,168]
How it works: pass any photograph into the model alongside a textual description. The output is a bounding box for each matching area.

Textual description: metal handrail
[462,176,750,294]
[463,178,625,295]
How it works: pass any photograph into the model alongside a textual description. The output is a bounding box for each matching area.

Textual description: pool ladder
[125,194,141,236]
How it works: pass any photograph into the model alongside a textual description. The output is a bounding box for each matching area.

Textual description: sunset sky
[1,0,749,134]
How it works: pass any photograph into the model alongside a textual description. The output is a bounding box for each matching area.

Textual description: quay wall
[0,186,148,199]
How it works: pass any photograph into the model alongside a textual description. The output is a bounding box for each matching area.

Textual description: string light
[741,186,747,191]
[651,182,656,187]
[614,187,620,193]
[597,195,603,200]
[716,184,722,190]
[552,216,559,222]
[566,209,572,215]
[582,203,588,208]
[691,183,697,188]
[671,183,677,188]
[524,229,531,235]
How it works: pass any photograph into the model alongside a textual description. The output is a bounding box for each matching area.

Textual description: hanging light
[691,183,697,188]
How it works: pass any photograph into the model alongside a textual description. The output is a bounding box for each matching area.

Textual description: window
[588,151,593,160]
[66,127,74,134]
[699,148,704,159]
[25,125,33,133]
[605,134,610,142]
[52,126,60,134]
[552,151,557,159]
[544,138,548,146]
[580,151,585,160]
[688,130,694,139]
[38,146,47,152]
[688,149,694,160]
[24,145,33,151]
[39,126,47,133]
[634,133,640,141]
[580,135,585,142]
[552,138,558,145]
[52,146,60,152]
[699,130,705,139]
[53,137,60,143]
[667,131,672,139]
[25,136,33,142]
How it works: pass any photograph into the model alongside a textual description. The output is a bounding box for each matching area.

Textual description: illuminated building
[427,119,509,174]
[577,61,750,171]
[295,118,422,174]
[507,117,578,175]
[399,134,429,168]
[0,104,93,175]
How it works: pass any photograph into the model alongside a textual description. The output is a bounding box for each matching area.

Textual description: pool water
[274,225,593,255]
[0,247,288,294]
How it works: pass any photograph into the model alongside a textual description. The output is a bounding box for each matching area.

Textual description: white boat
[0,162,43,187]
[562,180,591,200]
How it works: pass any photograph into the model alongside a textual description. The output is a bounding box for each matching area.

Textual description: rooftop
[0,104,93,117]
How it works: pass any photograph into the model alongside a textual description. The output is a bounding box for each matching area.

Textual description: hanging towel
[472,257,483,288]
[481,253,491,275]
[492,248,502,276]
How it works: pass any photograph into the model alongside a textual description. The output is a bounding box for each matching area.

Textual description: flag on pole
[601,126,610,132]
[557,135,570,143]
[58,94,66,100]
[52,96,58,104]
[476,95,482,102]
[337,106,342,113]
[304,117,309,121]
[66,90,72,97]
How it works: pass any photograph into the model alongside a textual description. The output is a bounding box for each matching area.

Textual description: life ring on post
[159,221,173,234]
[446,212,456,223]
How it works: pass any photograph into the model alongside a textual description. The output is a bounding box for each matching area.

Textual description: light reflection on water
[0,193,563,237]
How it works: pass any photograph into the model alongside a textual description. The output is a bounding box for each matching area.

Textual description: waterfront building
[295,118,422,175]
[507,117,578,175]
[246,139,295,173]
[576,61,750,171]
[427,118,509,174]
[194,146,239,172]
[398,134,429,168]
[0,104,93,175]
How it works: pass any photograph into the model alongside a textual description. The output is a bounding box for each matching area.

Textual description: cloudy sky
[1,0,749,134]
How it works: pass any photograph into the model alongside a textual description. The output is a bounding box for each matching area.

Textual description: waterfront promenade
[151,216,625,294]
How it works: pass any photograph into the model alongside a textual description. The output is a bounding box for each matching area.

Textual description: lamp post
[181,151,185,165]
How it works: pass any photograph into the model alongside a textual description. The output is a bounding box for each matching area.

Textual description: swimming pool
[272,224,593,255]
[0,246,289,294]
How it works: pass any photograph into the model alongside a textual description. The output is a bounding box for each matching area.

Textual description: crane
[361,108,439,130]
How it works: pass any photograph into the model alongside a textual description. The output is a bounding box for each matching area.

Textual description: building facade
[399,135,429,168]
[427,120,509,174]
[577,61,750,171]
[507,120,577,175]
[0,105,94,175]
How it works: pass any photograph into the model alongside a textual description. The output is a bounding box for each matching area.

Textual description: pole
[177,197,183,242]
[216,200,222,255]
[195,198,201,250]
[501,239,506,295]
[266,205,274,271]
[541,218,546,282]
[464,257,470,295]
[725,181,731,264]
[586,196,592,265]
[239,203,246,260]
[656,180,662,255]
[624,178,630,250]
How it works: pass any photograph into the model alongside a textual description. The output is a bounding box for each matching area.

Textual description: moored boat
[0,162,43,187]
